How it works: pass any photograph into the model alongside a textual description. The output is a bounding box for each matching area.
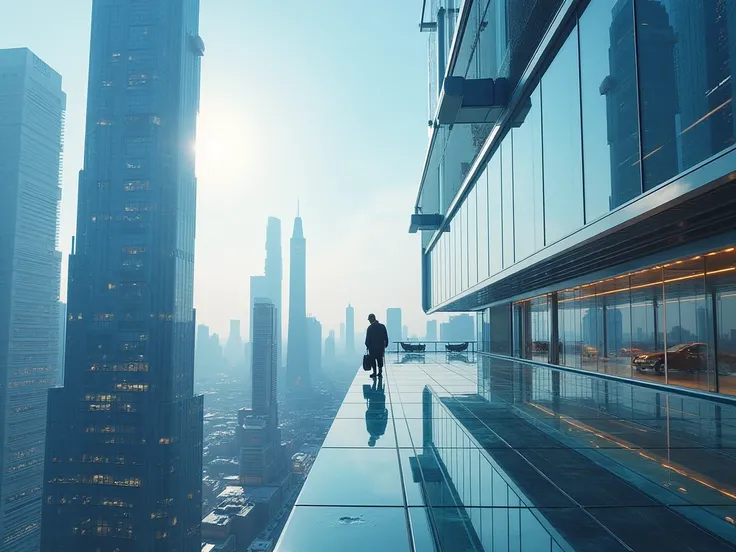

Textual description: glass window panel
[297,448,403,506]
[594,274,634,379]
[581,0,642,218]
[631,267,665,383]
[477,167,490,282]
[580,286,599,372]
[489,151,503,276]
[458,207,466,293]
[542,27,584,242]
[490,304,512,355]
[467,185,478,288]
[449,224,456,299]
[663,257,710,392]
[501,137,515,268]
[708,248,736,396]
[513,85,545,260]
[637,0,735,193]
[432,248,438,307]
[559,288,582,369]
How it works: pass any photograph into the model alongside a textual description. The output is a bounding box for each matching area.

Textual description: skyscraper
[250,218,283,388]
[265,217,283,369]
[306,316,323,376]
[425,319,438,342]
[286,216,308,390]
[325,330,336,366]
[238,300,283,485]
[225,319,244,368]
[0,48,65,551]
[345,304,355,354]
[58,302,68,386]
[41,3,205,550]
[387,308,402,347]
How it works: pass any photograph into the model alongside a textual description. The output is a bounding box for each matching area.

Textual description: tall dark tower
[238,301,283,485]
[286,215,308,390]
[41,2,205,550]
[265,217,282,370]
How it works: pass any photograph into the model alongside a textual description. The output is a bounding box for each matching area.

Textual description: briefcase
[362,353,372,371]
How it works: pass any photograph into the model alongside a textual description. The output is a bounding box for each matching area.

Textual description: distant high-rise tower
[41,3,205,550]
[225,319,244,367]
[425,319,438,342]
[387,308,402,347]
[345,304,355,354]
[239,300,283,485]
[307,317,323,376]
[265,218,282,369]
[0,48,65,551]
[325,330,336,365]
[286,216,308,390]
[339,322,346,352]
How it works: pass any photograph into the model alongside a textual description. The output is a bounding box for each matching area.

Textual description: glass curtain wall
[514,296,551,363]
[424,0,736,312]
[549,247,736,396]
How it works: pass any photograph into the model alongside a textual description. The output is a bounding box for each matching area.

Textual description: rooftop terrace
[275,352,736,551]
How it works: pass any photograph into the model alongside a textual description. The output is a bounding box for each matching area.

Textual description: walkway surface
[275,353,736,551]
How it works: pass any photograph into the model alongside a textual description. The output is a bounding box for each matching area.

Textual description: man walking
[365,313,389,378]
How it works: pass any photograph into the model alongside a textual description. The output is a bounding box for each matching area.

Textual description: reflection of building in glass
[440,314,475,342]
[603,0,675,207]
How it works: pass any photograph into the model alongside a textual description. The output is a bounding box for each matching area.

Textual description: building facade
[285,217,308,390]
[0,48,65,552]
[265,218,282,370]
[225,319,244,368]
[239,301,283,486]
[415,0,736,397]
[306,317,322,376]
[344,304,354,355]
[324,330,336,366]
[41,2,205,550]
[386,308,402,347]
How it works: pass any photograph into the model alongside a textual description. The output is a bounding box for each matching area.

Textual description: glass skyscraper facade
[418,0,736,397]
[0,48,65,552]
[41,1,205,550]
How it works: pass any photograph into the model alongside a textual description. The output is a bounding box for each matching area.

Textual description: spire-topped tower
[286,214,308,390]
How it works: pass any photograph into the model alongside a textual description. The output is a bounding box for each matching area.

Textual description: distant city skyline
[2,1,432,344]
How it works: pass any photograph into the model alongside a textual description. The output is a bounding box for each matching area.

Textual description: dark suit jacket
[365,322,389,355]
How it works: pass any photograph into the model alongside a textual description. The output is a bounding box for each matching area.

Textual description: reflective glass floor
[275,353,736,551]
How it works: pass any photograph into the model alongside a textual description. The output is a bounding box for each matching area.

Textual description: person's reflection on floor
[363,379,388,447]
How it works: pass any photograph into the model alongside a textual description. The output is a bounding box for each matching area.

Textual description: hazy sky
[2,1,447,339]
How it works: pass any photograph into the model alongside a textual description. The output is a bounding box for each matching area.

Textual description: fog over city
[3,0,437,339]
